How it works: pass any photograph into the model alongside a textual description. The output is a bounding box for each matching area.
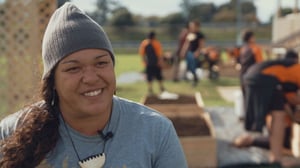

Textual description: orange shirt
[262,63,300,126]
[208,49,219,61]
[232,47,240,59]
[249,44,263,63]
[262,64,300,100]
[139,39,162,58]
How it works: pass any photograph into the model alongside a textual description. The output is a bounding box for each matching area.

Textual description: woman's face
[54,49,116,119]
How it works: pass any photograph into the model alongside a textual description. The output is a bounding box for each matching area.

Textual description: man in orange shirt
[240,30,264,97]
[234,50,300,165]
[139,31,165,94]
[240,30,264,75]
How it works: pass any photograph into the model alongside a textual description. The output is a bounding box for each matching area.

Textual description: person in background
[173,23,189,82]
[180,20,205,87]
[204,46,220,80]
[233,50,300,165]
[0,3,188,168]
[228,46,241,70]
[139,31,165,94]
[239,30,264,96]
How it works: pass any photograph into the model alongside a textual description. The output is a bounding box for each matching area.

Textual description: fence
[0,0,56,117]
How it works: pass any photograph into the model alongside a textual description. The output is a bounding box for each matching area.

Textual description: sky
[72,0,299,23]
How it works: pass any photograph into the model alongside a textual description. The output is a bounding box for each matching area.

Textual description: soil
[144,94,197,105]
[144,94,211,137]
[170,116,210,136]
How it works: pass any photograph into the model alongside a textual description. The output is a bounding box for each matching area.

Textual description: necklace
[61,116,112,168]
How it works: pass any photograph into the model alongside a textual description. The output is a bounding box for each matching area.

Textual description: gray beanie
[42,2,114,79]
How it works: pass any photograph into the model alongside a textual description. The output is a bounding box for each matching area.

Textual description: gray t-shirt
[0,96,188,168]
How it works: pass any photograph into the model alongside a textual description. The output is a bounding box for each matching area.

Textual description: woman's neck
[61,111,111,136]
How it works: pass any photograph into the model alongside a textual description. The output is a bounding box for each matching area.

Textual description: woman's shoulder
[0,101,46,140]
[113,96,172,125]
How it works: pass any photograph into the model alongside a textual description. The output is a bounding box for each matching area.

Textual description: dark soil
[170,116,210,136]
[144,94,197,105]
[144,94,211,137]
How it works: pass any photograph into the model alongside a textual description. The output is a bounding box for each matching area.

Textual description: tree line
[58,0,294,28]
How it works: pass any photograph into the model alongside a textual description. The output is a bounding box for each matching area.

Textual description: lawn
[115,54,144,76]
[115,54,239,106]
[116,78,239,106]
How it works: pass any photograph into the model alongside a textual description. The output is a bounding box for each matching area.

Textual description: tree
[160,13,186,37]
[160,13,186,25]
[189,3,217,22]
[145,16,161,27]
[213,9,236,22]
[110,7,135,27]
[89,0,119,25]
[281,7,293,17]
[240,1,256,15]
[180,0,196,21]
[213,0,258,23]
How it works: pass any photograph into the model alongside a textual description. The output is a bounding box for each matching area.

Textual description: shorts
[146,66,163,82]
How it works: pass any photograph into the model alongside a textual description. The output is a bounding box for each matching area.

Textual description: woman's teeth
[84,89,102,96]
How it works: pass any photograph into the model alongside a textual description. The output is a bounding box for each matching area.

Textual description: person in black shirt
[180,20,205,87]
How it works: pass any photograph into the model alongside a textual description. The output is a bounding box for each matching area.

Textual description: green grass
[115,54,239,106]
[116,77,239,106]
[115,54,144,76]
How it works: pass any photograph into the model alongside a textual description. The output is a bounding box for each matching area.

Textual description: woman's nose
[82,67,100,84]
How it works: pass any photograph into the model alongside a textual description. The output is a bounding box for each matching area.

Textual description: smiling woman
[0,2,187,168]
[54,49,116,135]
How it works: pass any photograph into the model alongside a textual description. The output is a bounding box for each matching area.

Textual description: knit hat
[42,2,114,79]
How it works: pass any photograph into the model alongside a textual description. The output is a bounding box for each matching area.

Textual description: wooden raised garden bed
[142,92,217,168]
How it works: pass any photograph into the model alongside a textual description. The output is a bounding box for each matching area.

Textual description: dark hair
[243,30,254,43]
[285,49,298,60]
[148,31,155,39]
[0,70,60,167]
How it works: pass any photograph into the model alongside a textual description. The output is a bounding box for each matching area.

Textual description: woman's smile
[82,89,103,97]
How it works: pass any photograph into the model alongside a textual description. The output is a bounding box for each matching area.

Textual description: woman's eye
[65,67,80,73]
[96,61,108,67]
